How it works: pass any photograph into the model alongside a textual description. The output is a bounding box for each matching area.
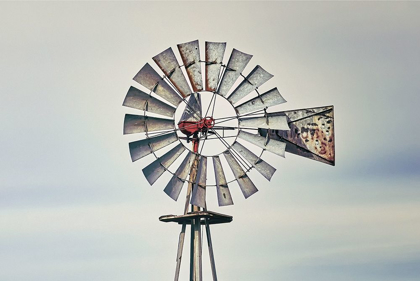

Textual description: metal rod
[204,205,218,281]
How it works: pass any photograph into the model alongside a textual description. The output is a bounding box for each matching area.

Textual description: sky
[1,1,420,281]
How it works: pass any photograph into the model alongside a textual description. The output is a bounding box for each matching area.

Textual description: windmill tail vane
[122,39,335,280]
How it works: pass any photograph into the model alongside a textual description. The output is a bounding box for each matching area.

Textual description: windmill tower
[122,40,335,280]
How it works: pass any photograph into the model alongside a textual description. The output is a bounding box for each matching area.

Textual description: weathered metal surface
[178,40,203,92]
[123,86,176,118]
[128,132,178,162]
[238,114,289,130]
[123,114,174,134]
[164,152,196,201]
[152,48,191,98]
[234,87,286,116]
[133,63,182,107]
[180,92,202,123]
[259,106,335,165]
[212,156,233,206]
[190,156,207,208]
[142,143,186,185]
[223,150,258,199]
[228,65,273,105]
[232,141,276,181]
[205,42,226,92]
[237,130,286,157]
[218,49,253,97]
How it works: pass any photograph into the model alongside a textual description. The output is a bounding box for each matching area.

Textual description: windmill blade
[142,143,186,185]
[228,65,273,105]
[190,156,207,208]
[235,88,286,116]
[123,86,176,118]
[213,156,233,206]
[238,114,289,130]
[205,42,226,92]
[178,40,203,92]
[123,114,175,134]
[218,49,253,97]
[238,130,286,157]
[232,142,276,181]
[180,92,202,122]
[153,48,191,98]
[133,63,182,107]
[129,132,178,162]
[164,152,196,201]
[223,150,258,199]
[259,106,335,165]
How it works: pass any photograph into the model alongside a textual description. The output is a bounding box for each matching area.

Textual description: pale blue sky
[1,1,419,281]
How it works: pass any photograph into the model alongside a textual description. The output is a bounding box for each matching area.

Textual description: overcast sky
[1,1,420,281]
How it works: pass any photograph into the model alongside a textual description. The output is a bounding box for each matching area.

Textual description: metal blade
[142,143,186,185]
[228,65,273,105]
[205,42,226,92]
[180,92,202,122]
[128,132,178,162]
[153,48,191,98]
[164,152,196,201]
[133,63,182,107]
[259,106,335,165]
[239,114,289,130]
[223,150,258,199]
[190,156,207,208]
[235,88,286,116]
[218,49,252,97]
[178,40,203,92]
[212,156,233,206]
[123,86,176,118]
[232,142,276,181]
[123,114,174,134]
[237,130,286,157]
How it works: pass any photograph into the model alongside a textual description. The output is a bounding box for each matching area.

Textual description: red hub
[178,117,215,153]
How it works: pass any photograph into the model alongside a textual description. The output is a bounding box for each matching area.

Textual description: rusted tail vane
[133,63,182,107]
[177,40,203,92]
[213,156,234,207]
[218,49,253,97]
[142,144,186,185]
[190,156,207,208]
[123,114,174,134]
[235,87,286,116]
[128,132,178,162]
[228,65,274,105]
[153,48,192,98]
[259,106,335,166]
[238,114,289,130]
[232,141,276,181]
[122,86,177,118]
[223,150,258,199]
[237,130,286,157]
[205,42,226,92]
[164,152,196,201]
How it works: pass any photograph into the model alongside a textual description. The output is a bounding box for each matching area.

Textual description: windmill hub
[178,116,215,136]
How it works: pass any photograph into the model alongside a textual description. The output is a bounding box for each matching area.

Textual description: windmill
[122,40,335,281]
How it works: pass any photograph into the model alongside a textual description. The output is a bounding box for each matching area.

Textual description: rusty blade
[205,42,226,92]
[237,130,286,157]
[142,143,186,185]
[133,63,182,107]
[128,132,178,162]
[178,40,203,92]
[153,48,191,98]
[239,114,289,130]
[228,65,273,105]
[123,86,176,118]
[190,156,207,208]
[212,156,233,206]
[223,150,258,199]
[232,142,276,181]
[218,49,253,97]
[235,88,286,116]
[164,152,196,201]
[123,114,174,134]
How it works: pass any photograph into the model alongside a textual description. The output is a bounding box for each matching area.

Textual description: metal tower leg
[190,205,202,281]
[205,219,217,281]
